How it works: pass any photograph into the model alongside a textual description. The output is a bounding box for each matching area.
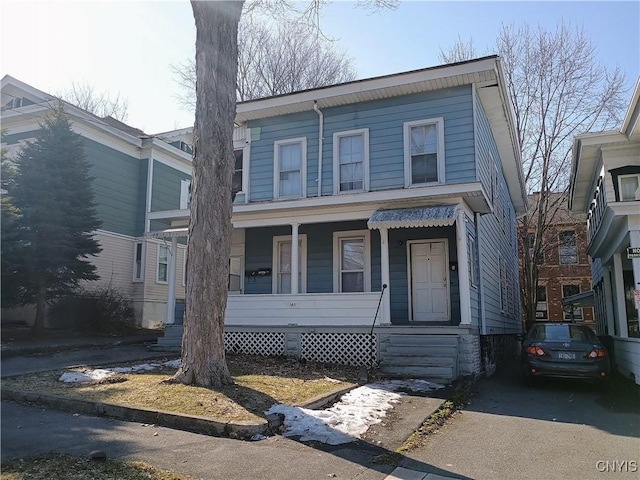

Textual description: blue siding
[151,161,190,212]
[474,98,521,333]
[244,221,381,295]
[467,216,480,328]
[247,86,476,201]
[388,227,459,325]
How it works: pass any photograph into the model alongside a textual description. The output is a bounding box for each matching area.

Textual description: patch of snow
[58,359,180,383]
[265,379,443,445]
[59,369,116,383]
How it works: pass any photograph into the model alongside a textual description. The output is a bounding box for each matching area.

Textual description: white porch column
[613,253,629,337]
[291,223,299,294]
[631,230,640,324]
[165,236,178,325]
[603,266,616,336]
[456,210,472,326]
[379,227,391,324]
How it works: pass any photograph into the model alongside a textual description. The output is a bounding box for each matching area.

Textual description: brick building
[520,193,594,327]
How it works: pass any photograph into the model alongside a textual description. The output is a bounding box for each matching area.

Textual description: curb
[1,383,358,440]
[1,388,267,439]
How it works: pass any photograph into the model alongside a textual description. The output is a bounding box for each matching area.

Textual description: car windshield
[529,324,597,342]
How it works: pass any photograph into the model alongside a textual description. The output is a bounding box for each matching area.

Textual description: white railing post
[456,210,472,326]
[165,236,178,325]
[291,223,299,294]
[379,227,391,324]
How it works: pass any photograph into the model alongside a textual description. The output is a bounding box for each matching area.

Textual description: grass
[0,454,193,480]
[1,354,358,422]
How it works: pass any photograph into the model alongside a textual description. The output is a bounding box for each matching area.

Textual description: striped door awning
[367,204,459,230]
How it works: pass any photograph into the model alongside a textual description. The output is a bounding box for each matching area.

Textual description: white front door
[409,240,449,322]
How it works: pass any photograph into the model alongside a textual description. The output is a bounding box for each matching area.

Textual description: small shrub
[50,286,136,334]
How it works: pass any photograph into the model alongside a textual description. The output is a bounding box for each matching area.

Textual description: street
[400,361,640,480]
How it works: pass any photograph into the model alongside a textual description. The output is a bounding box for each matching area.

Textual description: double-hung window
[404,118,444,187]
[536,285,548,319]
[180,179,191,210]
[559,230,578,264]
[272,235,307,294]
[274,138,306,199]
[133,242,144,282]
[157,245,168,283]
[232,149,243,198]
[333,231,371,293]
[333,129,369,193]
[562,284,582,320]
[619,174,640,201]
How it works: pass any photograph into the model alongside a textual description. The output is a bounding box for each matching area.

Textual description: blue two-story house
[154,56,528,381]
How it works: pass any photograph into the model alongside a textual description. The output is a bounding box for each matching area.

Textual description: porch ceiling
[146,227,188,239]
[367,205,458,230]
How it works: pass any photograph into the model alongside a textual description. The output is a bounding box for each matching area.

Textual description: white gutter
[313,101,324,197]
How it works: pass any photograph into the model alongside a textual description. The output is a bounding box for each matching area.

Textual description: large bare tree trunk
[170,0,243,387]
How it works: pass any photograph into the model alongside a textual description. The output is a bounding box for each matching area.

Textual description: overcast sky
[2,1,638,134]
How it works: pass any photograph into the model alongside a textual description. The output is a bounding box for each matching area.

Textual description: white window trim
[467,234,478,289]
[618,174,640,201]
[403,117,445,187]
[536,285,548,320]
[332,230,371,293]
[332,128,370,194]
[272,234,308,294]
[180,179,190,210]
[156,244,169,284]
[133,241,145,282]
[229,255,244,295]
[273,137,307,200]
[562,283,583,320]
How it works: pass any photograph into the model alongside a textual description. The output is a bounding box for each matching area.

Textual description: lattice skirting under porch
[222,330,377,367]
[224,331,286,357]
[301,332,377,367]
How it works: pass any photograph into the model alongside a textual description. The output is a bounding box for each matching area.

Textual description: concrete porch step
[385,345,457,356]
[382,356,455,367]
[385,334,458,347]
[378,364,455,379]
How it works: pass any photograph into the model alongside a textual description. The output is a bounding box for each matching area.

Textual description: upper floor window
[233,149,243,198]
[559,230,578,264]
[333,129,369,194]
[404,118,445,187]
[274,138,306,199]
[619,174,640,201]
[333,230,371,293]
[180,179,191,209]
[527,233,544,265]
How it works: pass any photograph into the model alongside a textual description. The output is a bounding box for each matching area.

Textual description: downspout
[313,101,323,197]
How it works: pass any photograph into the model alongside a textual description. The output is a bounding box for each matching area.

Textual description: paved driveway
[400,361,640,480]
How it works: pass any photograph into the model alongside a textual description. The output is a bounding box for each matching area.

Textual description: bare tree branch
[58,81,129,121]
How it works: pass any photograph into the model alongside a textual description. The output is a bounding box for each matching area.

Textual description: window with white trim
[562,284,582,320]
[619,174,640,201]
[180,179,191,209]
[559,230,578,265]
[229,256,243,294]
[157,245,168,283]
[133,242,144,281]
[274,138,306,199]
[404,118,445,186]
[500,256,507,312]
[232,149,243,198]
[272,235,307,294]
[467,235,478,288]
[333,129,369,193]
[536,285,548,319]
[333,230,371,293]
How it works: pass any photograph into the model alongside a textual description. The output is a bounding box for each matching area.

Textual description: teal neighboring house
[153,56,528,381]
[1,75,192,329]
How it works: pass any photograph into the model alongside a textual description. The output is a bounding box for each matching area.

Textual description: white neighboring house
[569,77,640,385]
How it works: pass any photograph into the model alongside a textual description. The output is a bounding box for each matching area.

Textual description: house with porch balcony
[153,56,528,381]
[568,77,640,385]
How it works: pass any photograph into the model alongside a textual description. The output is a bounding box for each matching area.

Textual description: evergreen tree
[4,106,102,335]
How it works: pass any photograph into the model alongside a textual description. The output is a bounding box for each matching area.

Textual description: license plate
[558,352,575,360]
